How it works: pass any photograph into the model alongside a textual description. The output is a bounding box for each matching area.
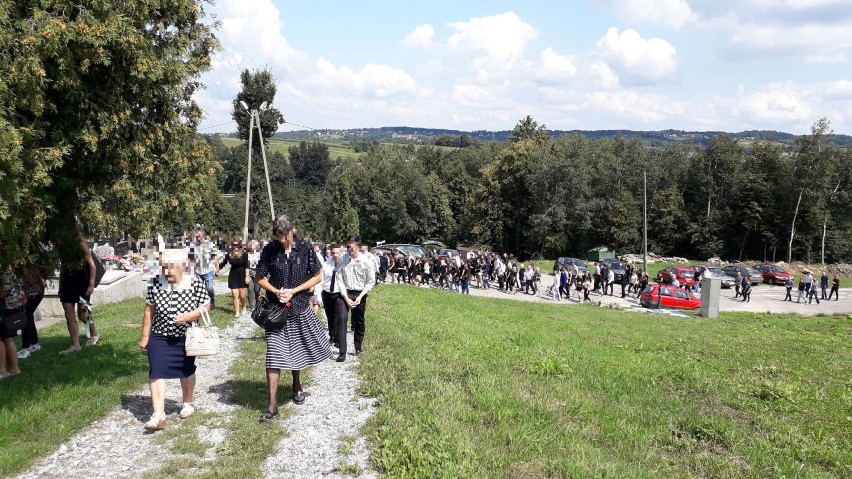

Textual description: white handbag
[185,307,220,357]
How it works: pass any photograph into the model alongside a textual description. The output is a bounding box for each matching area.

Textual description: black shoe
[259,409,278,422]
[293,391,309,405]
[336,353,346,362]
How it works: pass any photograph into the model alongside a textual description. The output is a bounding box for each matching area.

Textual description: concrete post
[700,276,721,318]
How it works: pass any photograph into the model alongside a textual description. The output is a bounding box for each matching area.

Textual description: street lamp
[239,101,275,240]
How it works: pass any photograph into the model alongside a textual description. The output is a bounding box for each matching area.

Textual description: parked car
[380,244,430,259]
[421,240,447,259]
[553,257,589,274]
[600,258,627,281]
[640,283,701,310]
[690,265,736,289]
[721,264,761,284]
[437,248,460,261]
[754,264,792,285]
[655,266,696,288]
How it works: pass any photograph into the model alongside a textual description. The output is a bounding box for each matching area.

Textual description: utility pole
[643,171,648,274]
[239,101,275,240]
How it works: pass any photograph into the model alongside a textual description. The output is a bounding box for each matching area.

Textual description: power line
[284,120,317,131]
[198,120,236,131]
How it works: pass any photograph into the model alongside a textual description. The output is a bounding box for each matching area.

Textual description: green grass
[359,286,852,478]
[221,137,365,159]
[0,296,235,478]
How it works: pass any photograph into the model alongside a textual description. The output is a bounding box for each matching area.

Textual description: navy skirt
[147,333,196,379]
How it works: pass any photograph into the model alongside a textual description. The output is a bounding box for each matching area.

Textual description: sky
[195,0,852,135]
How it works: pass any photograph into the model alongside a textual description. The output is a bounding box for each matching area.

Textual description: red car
[754,264,792,285]
[655,266,696,288]
[640,283,701,310]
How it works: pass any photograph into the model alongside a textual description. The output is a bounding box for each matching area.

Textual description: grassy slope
[359,286,851,479]
[221,137,365,158]
[0,296,235,477]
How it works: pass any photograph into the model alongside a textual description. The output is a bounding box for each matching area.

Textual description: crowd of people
[366,251,653,303]
[0,220,845,433]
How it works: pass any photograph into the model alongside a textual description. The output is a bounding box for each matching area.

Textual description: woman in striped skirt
[254,216,331,421]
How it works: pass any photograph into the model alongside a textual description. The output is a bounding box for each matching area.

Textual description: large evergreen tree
[0,0,220,268]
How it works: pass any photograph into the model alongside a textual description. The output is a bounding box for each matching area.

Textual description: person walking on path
[319,244,344,356]
[796,278,806,303]
[784,277,794,301]
[58,238,100,355]
[828,276,840,300]
[820,272,829,300]
[741,277,752,302]
[17,263,45,359]
[808,280,821,305]
[139,247,210,431]
[247,240,262,312]
[189,225,220,310]
[225,239,249,317]
[255,216,331,418]
[804,271,813,293]
[734,271,742,299]
[339,235,376,357]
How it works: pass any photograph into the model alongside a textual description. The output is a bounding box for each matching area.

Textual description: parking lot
[461,273,850,317]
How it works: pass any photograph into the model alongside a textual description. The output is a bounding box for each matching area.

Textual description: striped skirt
[265,307,332,370]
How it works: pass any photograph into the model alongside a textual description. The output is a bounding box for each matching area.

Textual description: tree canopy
[0,0,219,268]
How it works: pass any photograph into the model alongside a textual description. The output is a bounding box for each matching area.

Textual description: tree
[787,118,832,263]
[231,69,284,150]
[326,175,359,242]
[0,0,220,268]
[510,115,549,143]
[289,140,332,187]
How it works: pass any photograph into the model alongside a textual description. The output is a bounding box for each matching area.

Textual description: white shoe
[144,412,166,431]
[85,335,100,347]
[29,344,41,352]
[179,403,195,419]
[17,348,32,359]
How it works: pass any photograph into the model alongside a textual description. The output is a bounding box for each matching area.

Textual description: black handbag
[2,309,26,331]
[251,297,293,331]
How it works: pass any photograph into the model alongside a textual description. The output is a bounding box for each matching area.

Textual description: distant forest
[261,125,852,149]
[209,116,852,264]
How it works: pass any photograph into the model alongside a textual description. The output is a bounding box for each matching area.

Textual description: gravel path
[16,312,256,479]
[263,331,379,479]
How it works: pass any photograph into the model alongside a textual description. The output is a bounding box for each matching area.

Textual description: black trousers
[22,292,43,348]
[784,287,792,301]
[322,291,342,345]
[828,286,839,300]
[345,290,367,352]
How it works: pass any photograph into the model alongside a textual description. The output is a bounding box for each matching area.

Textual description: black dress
[227,251,249,289]
[255,239,331,370]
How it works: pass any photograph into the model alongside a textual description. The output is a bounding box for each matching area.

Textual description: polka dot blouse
[145,274,210,337]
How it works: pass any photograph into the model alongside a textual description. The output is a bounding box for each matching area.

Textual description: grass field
[0,296,235,477]
[359,286,851,478]
[221,137,365,159]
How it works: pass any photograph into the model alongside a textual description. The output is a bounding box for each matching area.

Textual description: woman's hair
[230,238,244,252]
[160,248,188,266]
[272,215,294,236]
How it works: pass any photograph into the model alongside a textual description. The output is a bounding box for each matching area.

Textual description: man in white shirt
[339,236,376,356]
[318,244,347,361]
[360,245,381,285]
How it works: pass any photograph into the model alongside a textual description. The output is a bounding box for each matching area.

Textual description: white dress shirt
[338,252,376,296]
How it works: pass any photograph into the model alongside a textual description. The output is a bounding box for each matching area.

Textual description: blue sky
[196,0,852,135]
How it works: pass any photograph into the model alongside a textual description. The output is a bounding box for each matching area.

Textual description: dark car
[437,248,460,260]
[380,244,430,259]
[640,283,701,310]
[421,240,447,259]
[553,257,589,274]
[691,265,736,289]
[721,264,761,284]
[754,264,792,285]
[600,258,627,281]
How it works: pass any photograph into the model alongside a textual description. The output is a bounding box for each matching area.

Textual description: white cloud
[538,48,577,82]
[590,60,620,89]
[313,59,417,98]
[446,12,538,73]
[585,89,686,123]
[402,24,435,48]
[608,0,698,28]
[595,27,678,85]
